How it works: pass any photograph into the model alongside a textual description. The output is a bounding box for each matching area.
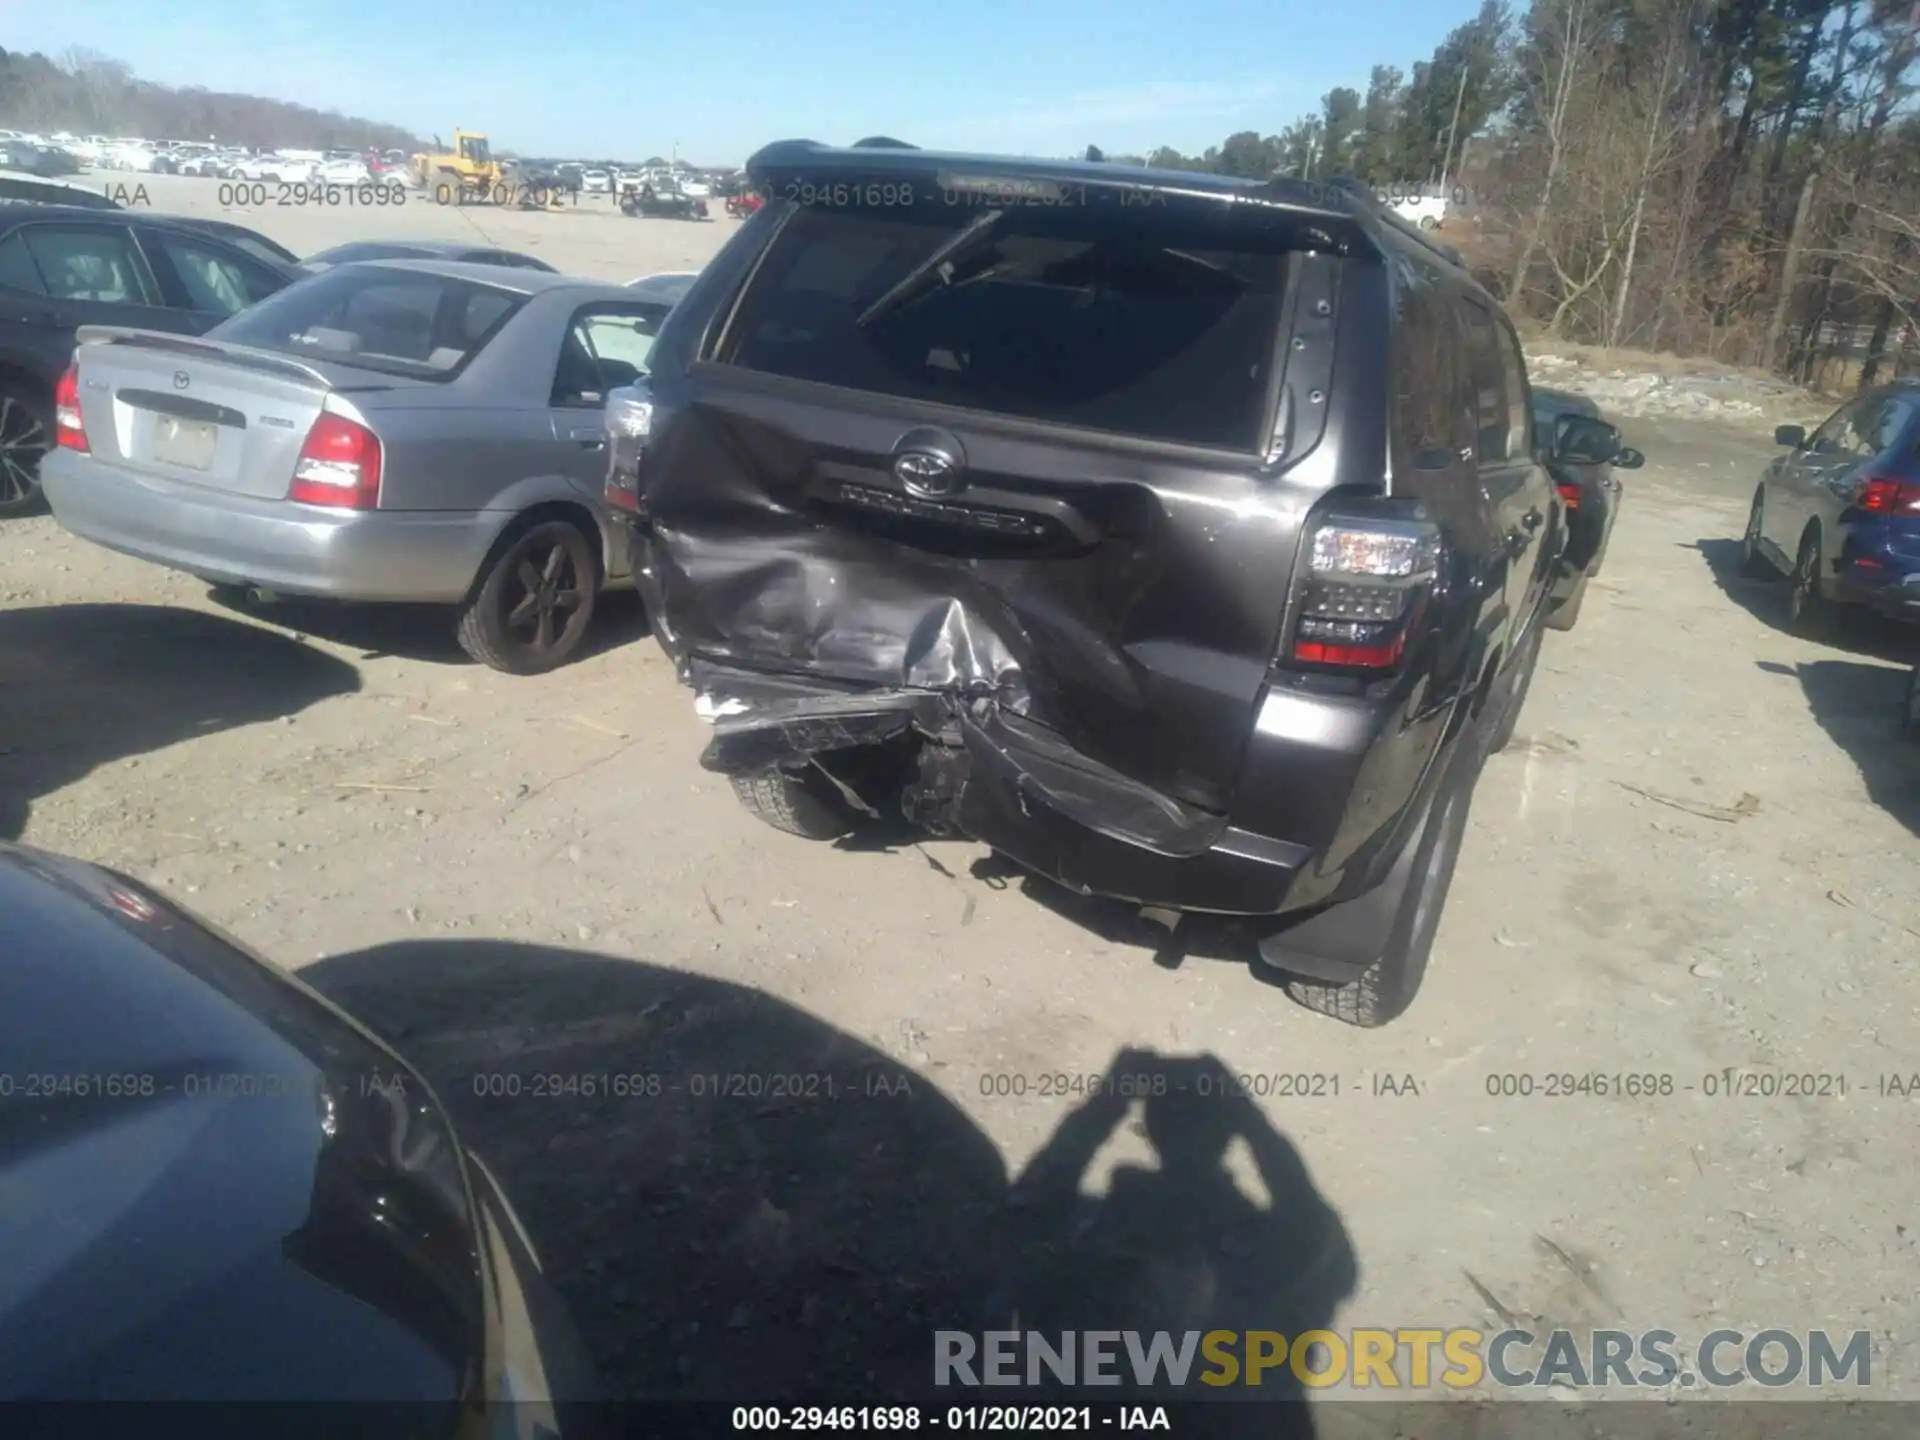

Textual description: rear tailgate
[642,167,1361,813]
[70,327,336,501]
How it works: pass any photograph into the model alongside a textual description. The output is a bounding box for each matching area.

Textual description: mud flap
[1254,706,1480,983]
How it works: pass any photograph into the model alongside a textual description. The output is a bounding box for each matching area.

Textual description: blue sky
[11,0,1472,165]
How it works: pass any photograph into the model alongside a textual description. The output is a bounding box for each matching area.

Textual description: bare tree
[1507,0,1602,302]
[1607,0,1700,347]
[1763,2,1861,371]
[0,45,422,151]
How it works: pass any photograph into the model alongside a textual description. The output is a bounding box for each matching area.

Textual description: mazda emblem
[173,371,190,390]
[893,450,964,498]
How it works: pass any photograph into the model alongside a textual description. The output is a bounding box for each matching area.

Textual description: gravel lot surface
[5,175,1918,1420]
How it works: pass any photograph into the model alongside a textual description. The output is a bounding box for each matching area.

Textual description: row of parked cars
[0,194,692,659]
[0,144,1617,1426]
[534,162,719,198]
[0,128,414,186]
[10,137,1916,1424]
[18,143,1637,1032]
[14,138,1912,1031]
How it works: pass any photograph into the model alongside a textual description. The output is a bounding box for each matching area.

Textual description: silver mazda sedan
[40,260,678,673]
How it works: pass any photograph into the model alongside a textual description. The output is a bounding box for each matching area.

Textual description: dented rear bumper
[690,659,1317,913]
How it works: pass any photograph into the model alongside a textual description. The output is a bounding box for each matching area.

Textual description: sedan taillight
[54,362,89,452]
[289,412,381,509]
[1286,510,1443,673]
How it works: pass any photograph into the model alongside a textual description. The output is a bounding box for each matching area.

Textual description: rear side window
[19,224,157,305]
[146,231,282,316]
[1456,300,1513,463]
[1387,257,1461,472]
[553,306,667,405]
[1491,315,1531,456]
[212,266,524,379]
[0,231,45,293]
[718,203,1288,451]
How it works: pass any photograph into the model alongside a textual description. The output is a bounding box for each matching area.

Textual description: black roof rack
[1318,174,1468,270]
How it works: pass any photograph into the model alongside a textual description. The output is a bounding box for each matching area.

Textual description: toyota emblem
[173,370,190,390]
[893,450,964,498]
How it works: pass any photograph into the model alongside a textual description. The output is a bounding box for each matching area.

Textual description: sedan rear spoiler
[72,326,335,389]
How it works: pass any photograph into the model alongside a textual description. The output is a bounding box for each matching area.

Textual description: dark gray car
[0,203,301,518]
[302,239,559,273]
[605,145,1569,1027]
[1532,386,1644,630]
[40,261,672,673]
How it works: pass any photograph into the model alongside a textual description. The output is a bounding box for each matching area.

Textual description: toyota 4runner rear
[605,141,1565,1026]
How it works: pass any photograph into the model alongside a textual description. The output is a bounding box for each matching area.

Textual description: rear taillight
[603,384,654,515]
[1855,475,1920,515]
[54,362,88,452]
[1556,481,1581,511]
[289,412,381,509]
[1287,511,1443,673]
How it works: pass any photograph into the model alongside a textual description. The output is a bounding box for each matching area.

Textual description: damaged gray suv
[604,141,1565,1027]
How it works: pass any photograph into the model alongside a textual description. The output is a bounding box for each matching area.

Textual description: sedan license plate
[151,415,218,472]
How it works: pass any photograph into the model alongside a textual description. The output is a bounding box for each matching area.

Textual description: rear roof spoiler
[72,326,334,388]
[741,144,1473,272]
[1312,175,1469,270]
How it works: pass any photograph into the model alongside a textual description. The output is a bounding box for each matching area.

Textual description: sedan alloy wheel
[0,384,50,518]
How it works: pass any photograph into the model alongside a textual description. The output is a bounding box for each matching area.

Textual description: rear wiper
[855,209,1005,329]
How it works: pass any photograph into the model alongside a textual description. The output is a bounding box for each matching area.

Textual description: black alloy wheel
[0,381,51,518]
[456,520,598,674]
[1786,529,1833,638]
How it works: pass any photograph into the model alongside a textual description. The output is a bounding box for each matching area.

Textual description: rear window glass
[211,265,523,379]
[209,230,297,266]
[308,242,420,265]
[718,202,1289,450]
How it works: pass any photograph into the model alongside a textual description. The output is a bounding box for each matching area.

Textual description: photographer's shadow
[989,1052,1353,1436]
[302,942,1351,1432]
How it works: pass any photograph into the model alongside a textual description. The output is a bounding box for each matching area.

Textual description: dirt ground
[4,174,1919,1418]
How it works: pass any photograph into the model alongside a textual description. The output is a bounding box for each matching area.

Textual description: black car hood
[0,843,483,1407]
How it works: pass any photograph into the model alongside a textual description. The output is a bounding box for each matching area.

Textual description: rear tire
[730,769,857,840]
[456,519,598,675]
[1280,754,1477,1028]
[0,377,52,519]
[1786,527,1834,638]
[1740,491,1774,578]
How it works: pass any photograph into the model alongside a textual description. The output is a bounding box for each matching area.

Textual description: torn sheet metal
[689,656,1227,859]
[636,429,1306,822]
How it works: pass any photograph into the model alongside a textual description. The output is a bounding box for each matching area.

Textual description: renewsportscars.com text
[934,1328,1872,1390]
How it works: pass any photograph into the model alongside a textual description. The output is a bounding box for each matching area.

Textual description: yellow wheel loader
[411,129,504,204]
